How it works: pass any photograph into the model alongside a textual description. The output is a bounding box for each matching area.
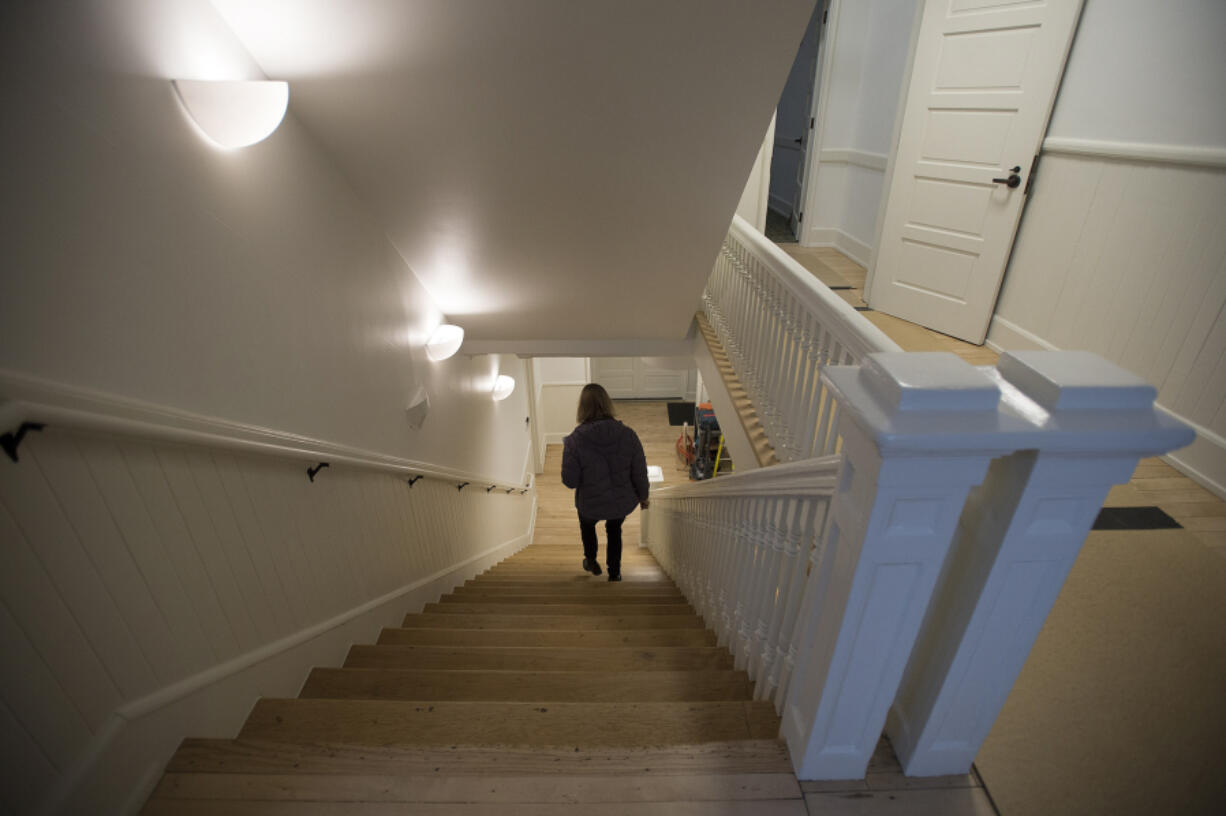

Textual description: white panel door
[591,358,688,398]
[868,0,1083,343]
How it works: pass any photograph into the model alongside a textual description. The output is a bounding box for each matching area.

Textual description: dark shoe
[607,571,622,582]
[583,558,602,576]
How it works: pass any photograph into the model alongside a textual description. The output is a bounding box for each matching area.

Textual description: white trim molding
[1042,137,1226,169]
[817,147,889,172]
[986,318,1225,500]
[801,227,873,267]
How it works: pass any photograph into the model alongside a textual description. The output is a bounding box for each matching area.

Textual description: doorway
[766,0,826,243]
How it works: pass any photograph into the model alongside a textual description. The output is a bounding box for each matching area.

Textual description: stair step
[148,771,799,806]
[167,737,796,776]
[422,603,693,616]
[299,668,752,701]
[343,645,732,672]
[454,584,682,597]
[144,797,806,815]
[438,593,687,605]
[401,614,705,630]
[237,699,782,747]
[377,628,715,648]
[467,577,677,587]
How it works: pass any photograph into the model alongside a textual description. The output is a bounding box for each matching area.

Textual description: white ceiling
[213,0,815,346]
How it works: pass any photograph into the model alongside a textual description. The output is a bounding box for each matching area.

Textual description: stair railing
[646,350,1192,782]
[651,217,1195,784]
[701,214,899,461]
[644,456,840,709]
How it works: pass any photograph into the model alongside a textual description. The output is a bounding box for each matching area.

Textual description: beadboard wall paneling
[0,426,534,815]
[991,151,1226,494]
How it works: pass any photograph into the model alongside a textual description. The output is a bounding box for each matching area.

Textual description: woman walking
[561,384,650,582]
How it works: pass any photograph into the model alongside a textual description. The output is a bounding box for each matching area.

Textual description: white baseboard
[985,315,1059,352]
[800,227,872,267]
[986,317,1225,500]
[46,524,535,815]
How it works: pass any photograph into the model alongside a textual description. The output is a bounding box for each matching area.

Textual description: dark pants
[579,513,624,574]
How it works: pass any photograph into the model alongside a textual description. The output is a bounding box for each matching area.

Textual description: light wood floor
[779,243,1226,557]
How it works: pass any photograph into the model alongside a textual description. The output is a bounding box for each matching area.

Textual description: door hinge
[809,117,815,129]
[797,212,804,224]
[1024,153,1041,195]
[823,10,828,24]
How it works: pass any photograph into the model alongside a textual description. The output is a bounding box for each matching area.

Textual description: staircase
[140,446,804,814]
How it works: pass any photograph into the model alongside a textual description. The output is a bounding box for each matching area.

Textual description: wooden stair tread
[143,799,806,815]
[439,593,687,605]
[377,628,716,647]
[421,602,695,616]
[238,699,782,746]
[166,738,797,776]
[300,668,752,702]
[344,644,733,671]
[149,770,800,804]
[400,614,706,630]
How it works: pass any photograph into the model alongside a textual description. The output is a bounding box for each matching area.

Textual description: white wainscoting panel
[0,425,534,814]
[992,149,1226,495]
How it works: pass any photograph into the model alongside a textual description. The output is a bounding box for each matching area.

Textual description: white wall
[801,0,919,264]
[990,0,1226,496]
[0,425,535,814]
[0,1,541,811]
[1045,0,1226,148]
[736,115,778,232]
[0,0,532,488]
[531,358,589,457]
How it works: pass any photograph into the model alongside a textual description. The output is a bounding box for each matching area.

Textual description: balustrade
[645,345,1193,782]
[702,215,898,461]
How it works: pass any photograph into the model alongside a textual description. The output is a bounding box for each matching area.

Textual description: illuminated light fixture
[425,323,465,361]
[172,79,289,149]
[491,375,516,402]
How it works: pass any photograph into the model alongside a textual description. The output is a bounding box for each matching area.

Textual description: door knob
[992,166,1022,188]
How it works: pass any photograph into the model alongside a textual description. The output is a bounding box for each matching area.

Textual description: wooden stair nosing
[299,667,753,702]
[421,603,694,616]
[149,770,801,804]
[437,593,688,606]
[377,627,716,648]
[166,737,797,776]
[400,614,706,630]
[237,699,782,747]
[343,644,734,672]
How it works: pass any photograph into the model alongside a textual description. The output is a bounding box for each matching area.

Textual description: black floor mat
[667,401,696,426]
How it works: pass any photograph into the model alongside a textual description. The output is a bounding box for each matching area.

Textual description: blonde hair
[576,383,616,423]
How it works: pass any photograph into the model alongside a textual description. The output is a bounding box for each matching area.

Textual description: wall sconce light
[405,386,430,429]
[492,375,516,401]
[425,323,465,361]
[173,79,289,149]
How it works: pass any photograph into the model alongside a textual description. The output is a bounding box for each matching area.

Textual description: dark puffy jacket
[561,419,649,520]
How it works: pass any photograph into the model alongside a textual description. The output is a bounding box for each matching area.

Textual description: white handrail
[702,215,900,461]
[0,369,532,492]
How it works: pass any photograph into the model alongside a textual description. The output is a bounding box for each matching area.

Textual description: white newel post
[887,351,1195,777]
[782,352,1023,781]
